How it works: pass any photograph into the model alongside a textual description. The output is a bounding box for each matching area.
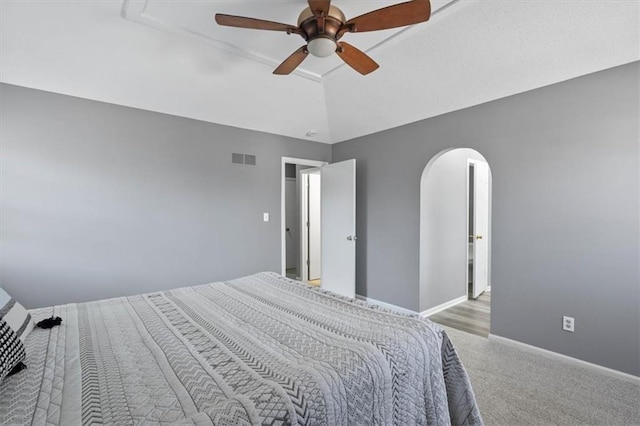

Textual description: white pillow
[0,287,35,342]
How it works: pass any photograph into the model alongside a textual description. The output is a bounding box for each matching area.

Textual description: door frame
[280,157,327,276]
[466,158,492,298]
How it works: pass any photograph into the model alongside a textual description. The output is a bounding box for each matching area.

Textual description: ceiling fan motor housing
[297,6,345,56]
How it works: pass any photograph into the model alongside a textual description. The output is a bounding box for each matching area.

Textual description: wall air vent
[244,154,256,166]
[232,153,244,164]
[232,153,257,166]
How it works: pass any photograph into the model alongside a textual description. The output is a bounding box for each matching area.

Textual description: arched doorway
[419,148,492,336]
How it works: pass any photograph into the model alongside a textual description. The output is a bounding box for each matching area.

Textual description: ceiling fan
[215,0,431,75]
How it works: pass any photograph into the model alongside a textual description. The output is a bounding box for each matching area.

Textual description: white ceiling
[1,0,638,144]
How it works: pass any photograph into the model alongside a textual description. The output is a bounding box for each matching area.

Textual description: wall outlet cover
[563,316,575,332]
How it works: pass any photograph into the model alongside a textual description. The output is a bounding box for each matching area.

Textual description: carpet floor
[443,326,640,425]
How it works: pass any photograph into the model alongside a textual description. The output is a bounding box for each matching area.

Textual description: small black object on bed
[35,316,62,329]
[7,361,26,377]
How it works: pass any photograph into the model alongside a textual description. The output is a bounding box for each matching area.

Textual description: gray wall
[0,83,331,308]
[333,62,639,376]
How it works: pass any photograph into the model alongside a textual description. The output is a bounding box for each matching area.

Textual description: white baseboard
[488,334,640,385]
[420,295,468,317]
[355,295,417,315]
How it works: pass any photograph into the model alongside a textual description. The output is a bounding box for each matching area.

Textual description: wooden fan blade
[215,14,298,32]
[273,46,309,75]
[336,42,379,75]
[343,0,431,33]
[308,0,331,17]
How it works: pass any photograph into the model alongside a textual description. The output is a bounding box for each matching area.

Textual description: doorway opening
[300,168,322,285]
[419,148,492,337]
[281,158,326,284]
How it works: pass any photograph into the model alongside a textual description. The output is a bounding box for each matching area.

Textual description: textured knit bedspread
[0,272,483,425]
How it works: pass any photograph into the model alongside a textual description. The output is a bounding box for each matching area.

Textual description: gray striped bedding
[0,287,34,343]
[0,272,483,425]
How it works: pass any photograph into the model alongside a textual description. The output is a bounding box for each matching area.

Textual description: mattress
[0,272,483,425]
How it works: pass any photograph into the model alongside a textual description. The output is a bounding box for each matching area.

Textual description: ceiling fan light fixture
[307,37,337,57]
[215,0,432,75]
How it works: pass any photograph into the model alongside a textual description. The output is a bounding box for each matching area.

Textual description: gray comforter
[0,272,483,425]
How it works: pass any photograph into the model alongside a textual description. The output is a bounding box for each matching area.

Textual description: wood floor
[428,290,491,337]
[286,269,321,287]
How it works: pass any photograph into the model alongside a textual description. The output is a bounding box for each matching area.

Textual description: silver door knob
[347,235,357,241]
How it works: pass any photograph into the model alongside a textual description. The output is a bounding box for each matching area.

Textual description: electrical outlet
[563,316,575,332]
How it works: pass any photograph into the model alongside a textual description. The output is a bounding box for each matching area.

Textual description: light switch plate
[263,212,269,222]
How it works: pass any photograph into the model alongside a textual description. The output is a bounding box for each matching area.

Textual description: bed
[0,272,483,425]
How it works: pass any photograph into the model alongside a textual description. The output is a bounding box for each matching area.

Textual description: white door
[321,159,356,298]
[307,172,322,280]
[472,160,489,298]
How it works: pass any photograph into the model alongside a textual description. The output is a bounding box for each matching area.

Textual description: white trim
[466,158,473,296]
[467,158,492,297]
[300,172,310,281]
[420,295,468,317]
[488,334,640,385]
[355,295,417,316]
[122,1,323,83]
[281,157,327,276]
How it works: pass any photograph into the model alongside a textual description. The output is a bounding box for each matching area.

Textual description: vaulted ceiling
[1,0,638,143]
